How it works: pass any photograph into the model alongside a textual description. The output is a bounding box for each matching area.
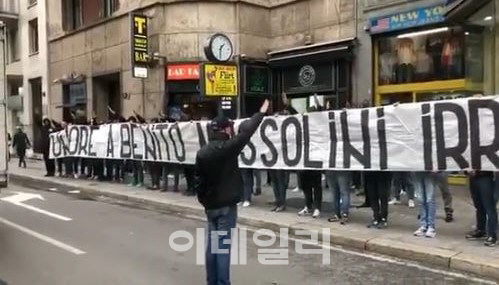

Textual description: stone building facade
[46,0,357,121]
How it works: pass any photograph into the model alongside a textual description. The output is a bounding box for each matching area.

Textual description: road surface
[0,184,495,285]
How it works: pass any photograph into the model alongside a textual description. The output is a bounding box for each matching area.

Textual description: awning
[267,38,355,67]
[445,0,490,21]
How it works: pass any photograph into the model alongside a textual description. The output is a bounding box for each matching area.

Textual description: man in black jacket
[12,126,31,168]
[41,117,55,176]
[195,99,269,285]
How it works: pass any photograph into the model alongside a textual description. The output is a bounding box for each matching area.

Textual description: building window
[63,82,87,123]
[103,0,119,18]
[63,0,82,31]
[7,27,19,63]
[28,19,38,54]
[377,27,464,86]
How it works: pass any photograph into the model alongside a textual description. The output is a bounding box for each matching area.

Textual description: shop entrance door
[93,73,121,121]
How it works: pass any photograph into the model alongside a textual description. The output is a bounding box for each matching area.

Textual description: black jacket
[195,113,265,210]
[13,132,30,152]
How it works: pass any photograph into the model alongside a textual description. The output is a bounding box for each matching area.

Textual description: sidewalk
[7,159,499,280]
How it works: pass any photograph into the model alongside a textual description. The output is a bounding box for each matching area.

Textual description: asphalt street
[0,184,495,285]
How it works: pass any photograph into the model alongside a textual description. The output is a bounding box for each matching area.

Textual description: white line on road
[0,217,86,255]
[284,235,496,284]
[1,192,72,221]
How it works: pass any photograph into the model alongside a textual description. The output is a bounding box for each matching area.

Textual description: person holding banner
[466,171,497,247]
[41,117,55,177]
[413,172,438,238]
[195,99,269,285]
[365,171,392,229]
[326,171,352,224]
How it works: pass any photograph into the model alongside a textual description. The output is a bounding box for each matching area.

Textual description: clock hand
[219,44,225,58]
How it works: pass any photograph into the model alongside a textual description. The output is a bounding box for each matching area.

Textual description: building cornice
[48,0,311,42]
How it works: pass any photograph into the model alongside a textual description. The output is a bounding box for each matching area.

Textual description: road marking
[48,188,58,192]
[68,190,80,194]
[0,217,86,255]
[1,192,72,221]
[284,235,496,284]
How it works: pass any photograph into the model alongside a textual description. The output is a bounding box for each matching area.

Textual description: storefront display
[241,63,271,117]
[267,38,354,112]
[166,63,218,121]
[371,4,486,106]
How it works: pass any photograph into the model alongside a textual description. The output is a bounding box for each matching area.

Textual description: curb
[9,173,499,281]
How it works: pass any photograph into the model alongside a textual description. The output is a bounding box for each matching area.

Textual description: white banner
[50,97,499,171]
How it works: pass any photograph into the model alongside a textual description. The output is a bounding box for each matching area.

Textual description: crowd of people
[34,97,499,248]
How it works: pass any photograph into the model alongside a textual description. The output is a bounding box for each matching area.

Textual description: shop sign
[282,64,333,94]
[244,65,270,95]
[167,64,200,80]
[369,4,446,34]
[131,14,149,78]
[201,64,238,97]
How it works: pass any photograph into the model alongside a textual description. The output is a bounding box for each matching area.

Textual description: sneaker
[242,201,251,208]
[414,226,427,237]
[73,174,79,179]
[466,230,486,240]
[291,187,301,193]
[388,198,400,205]
[425,227,437,238]
[274,206,286,212]
[312,209,320,219]
[340,213,349,225]
[298,207,311,216]
[136,183,143,188]
[378,218,388,229]
[328,215,340,223]
[367,220,379,229]
[484,237,497,247]
[408,199,415,208]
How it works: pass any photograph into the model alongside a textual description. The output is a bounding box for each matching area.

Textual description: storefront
[267,39,355,112]
[445,0,496,94]
[166,63,217,121]
[240,61,271,117]
[370,3,486,106]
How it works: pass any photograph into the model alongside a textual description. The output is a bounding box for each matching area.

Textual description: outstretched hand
[260,99,270,114]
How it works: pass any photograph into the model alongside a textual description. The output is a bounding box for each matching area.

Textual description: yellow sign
[203,64,238,96]
[132,14,148,66]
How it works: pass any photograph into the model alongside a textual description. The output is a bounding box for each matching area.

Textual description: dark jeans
[269,170,287,207]
[365,172,392,222]
[184,166,196,194]
[56,158,63,175]
[396,63,414,83]
[470,174,498,239]
[64,157,78,176]
[253,170,262,194]
[300,170,322,211]
[163,163,180,191]
[205,205,237,285]
[94,159,105,180]
[149,162,162,187]
[391,172,414,200]
[17,150,26,168]
[131,161,144,185]
[106,159,123,181]
[241,168,254,203]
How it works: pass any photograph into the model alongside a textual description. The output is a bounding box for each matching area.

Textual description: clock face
[210,35,233,62]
